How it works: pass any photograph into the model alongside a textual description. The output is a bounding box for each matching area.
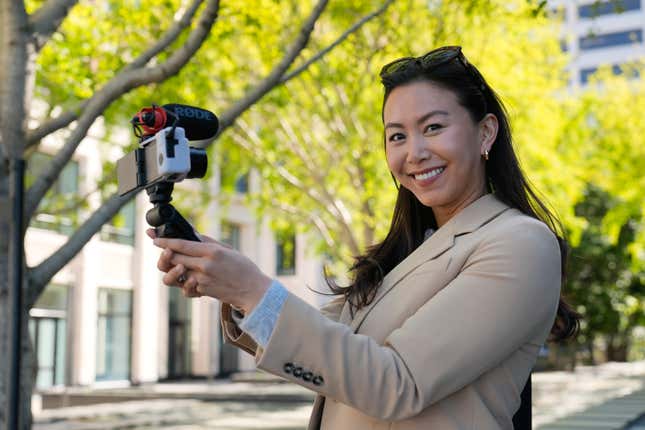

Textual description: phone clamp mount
[115,103,214,243]
[145,181,200,242]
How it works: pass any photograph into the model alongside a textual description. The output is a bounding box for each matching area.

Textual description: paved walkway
[537,388,645,430]
[33,361,645,430]
[34,399,312,430]
[533,361,645,429]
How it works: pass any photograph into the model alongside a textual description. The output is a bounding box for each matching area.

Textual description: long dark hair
[327,49,580,343]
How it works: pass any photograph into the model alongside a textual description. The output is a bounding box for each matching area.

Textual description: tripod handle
[146,204,201,242]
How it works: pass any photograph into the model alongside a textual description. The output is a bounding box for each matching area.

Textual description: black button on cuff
[312,375,324,386]
[283,362,294,374]
[293,367,303,377]
[302,371,313,382]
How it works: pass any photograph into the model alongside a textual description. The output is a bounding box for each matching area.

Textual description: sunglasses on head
[379,46,487,92]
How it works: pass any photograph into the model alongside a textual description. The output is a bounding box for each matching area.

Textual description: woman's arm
[153,218,560,420]
[250,218,561,420]
[221,287,347,354]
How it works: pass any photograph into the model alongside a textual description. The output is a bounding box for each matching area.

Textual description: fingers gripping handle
[146,203,201,242]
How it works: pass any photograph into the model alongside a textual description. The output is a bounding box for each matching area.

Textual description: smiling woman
[154,46,581,430]
[383,82,498,226]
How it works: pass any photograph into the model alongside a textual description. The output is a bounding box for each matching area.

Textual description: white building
[553,0,644,86]
[26,131,329,391]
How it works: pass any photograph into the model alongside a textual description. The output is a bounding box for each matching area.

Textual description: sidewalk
[33,361,645,430]
[37,378,314,409]
[538,388,645,429]
[533,360,645,428]
[34,377,314,430]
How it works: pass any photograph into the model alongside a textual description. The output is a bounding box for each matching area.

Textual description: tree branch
[24,0,220,220]
[290,73,351,177]
[122,0,204,73]
[276,114,320,174]
[232,121,361,256]
[214,0,329,135]
[279,0,395,84]
[25,102,86,148]
[231,123,334,214]
[214,0,394,138]
[28,0,78,51]
[271,199,335,248]
[274,112,360,252]
[25,0,204,149]
[27,191,132,303]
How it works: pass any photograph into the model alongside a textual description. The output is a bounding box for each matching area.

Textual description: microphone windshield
[162,104,219,140]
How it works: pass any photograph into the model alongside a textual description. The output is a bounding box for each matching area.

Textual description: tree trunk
[18,304,35,430]
[0,175,9,430]
[586,337,596,365]
[606,333,630,362]
[0,192,35,430]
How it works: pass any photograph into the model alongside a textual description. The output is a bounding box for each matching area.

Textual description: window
[96,288,132,381]
[578,0,640,18]
[580,63,642,83]
[220,221,241,251]
[168,287,192,378]
[29,284,69,389]
[234,173,249,193]
[276,232,296,276]
[26,152,80,235]
[218,155,249,194]
[549,5,566,20]
[101,200,136,245]
[579,29,643,50]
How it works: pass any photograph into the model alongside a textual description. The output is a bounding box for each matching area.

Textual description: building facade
[553,0,644,86]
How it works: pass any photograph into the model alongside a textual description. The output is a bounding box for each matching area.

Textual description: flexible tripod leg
[145,181,201,242]
[146,203,201,241]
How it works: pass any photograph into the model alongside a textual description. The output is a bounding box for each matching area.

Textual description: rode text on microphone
[116,103,219,241]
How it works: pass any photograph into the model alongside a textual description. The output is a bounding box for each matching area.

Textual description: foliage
[579,65,645,268]
[566,185,645,362]
[217,0,586,268]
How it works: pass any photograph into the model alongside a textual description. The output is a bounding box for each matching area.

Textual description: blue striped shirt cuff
[237,279,288,348]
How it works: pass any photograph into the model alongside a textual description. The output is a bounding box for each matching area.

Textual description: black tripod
[145,181,201,241]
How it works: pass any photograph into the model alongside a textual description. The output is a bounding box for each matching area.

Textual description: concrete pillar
[73,238,99,385]
[131,192,164,384]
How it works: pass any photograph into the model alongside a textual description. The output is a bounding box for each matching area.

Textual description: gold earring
[483,149,489,161]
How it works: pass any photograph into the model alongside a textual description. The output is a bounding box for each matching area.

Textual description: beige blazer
[221,193,561,429]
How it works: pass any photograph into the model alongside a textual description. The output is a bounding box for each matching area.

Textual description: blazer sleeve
[319,295,346,322]
[253,218,562,421]
[220,302,258,356]
[220,293,347,356]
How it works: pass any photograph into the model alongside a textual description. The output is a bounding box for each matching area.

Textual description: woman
[152,46,580,429]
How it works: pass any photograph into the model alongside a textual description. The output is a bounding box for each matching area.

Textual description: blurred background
[2,0,644,429]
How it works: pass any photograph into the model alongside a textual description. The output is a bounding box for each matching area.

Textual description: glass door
[168,287,191,378]
[29,317,67,389]
[96,288,132,381]
[29,284,69,389]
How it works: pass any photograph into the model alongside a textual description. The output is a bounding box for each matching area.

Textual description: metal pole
[8,158,25,430]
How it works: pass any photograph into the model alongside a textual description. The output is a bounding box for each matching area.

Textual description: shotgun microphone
[131,104,219,141]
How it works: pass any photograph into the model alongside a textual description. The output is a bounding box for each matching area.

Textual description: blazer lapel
[347,194,510,332]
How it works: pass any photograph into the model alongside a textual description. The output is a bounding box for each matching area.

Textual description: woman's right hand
[146,228,206,298]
